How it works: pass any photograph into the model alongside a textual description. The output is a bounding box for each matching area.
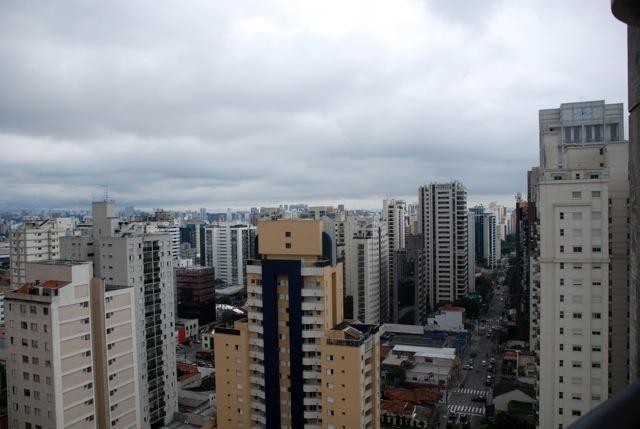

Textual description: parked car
[481,360,487,366]
[463,364,472,370]
[485,379,492,387]
[490,357,496,364]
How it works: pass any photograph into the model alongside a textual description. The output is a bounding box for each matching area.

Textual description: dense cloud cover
[0,0,627,211]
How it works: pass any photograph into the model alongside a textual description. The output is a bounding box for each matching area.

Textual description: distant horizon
[0,193,518,215]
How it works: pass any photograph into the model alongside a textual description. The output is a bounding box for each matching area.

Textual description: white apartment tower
[9,218,75,289]
[344,217,389,324]
[5,260,141,429]
[60,201,178,428]
[382,199,405,322]
[418,182,469,307]
[204,223,256,286]
[536,107,628,428]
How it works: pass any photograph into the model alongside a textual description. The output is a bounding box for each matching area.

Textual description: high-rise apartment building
[214,219,381,429]
[470,207,500,269]
[176,266,216,324]
[382,199,405,322]
[344,217,388,324]
[418,182,469,306]
[5,260,141,429]
[467,211,476,292]
[61,201,177,428]
[204,223,256,287]
[535,130,628,427]
[9,218,75,289]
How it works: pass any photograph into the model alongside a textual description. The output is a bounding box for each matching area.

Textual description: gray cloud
[0,0,627,212]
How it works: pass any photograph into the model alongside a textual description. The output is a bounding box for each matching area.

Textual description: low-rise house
[493,381,536,413]
[383,344,458,386]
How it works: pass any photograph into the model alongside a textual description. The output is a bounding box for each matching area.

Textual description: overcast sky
[0,0,628,212]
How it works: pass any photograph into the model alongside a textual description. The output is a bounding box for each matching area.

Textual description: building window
[560,212,565,220]
[560,295,564,302]
[560,228,564,236]
[573,345,582,352]
[592,212,602,220]
[573,312,582,319]
[592,191,601,198]
[572,191,582,199]
[592,346,602,352]
[572,410,582,417]
[592,246,601,252]
[572,212,583,220]
[592,313,601,319]
[560,246,565,253]
[285,243,291,249]
[560,311,564,319]
[285,231,291,237]
[559,360,564,367]
[572,228,582,237]
[573,246,582,253]
[559,408,563,415]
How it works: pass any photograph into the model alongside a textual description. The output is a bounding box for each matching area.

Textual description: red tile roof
[381,400,415,416]
[385,387,442,404]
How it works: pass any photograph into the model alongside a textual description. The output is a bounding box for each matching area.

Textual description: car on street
[463,364,473,370]
[481,360,487,366]
[485,379,492,386]
[489,357,496,364]
[459,414,470,429]
[448,412,456,421]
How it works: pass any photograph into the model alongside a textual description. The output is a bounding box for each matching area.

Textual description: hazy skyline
[0,0,627,211]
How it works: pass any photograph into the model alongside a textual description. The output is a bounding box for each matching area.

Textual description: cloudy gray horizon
[0,0,628,212]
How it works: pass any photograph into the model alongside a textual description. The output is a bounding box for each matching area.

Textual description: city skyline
[0,0,627,211]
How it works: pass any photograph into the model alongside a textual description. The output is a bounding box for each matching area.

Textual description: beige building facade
[5,260,141,429]
[214,219,381,429]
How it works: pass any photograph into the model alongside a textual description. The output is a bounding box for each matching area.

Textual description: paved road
[440,264,507,428]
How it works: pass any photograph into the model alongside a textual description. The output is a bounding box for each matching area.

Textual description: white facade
[418,182,469,306]
[344,217,388,325]
[204,223,256,286]
[9,218,75,289]
[536,140,628,429]
[382,199,406,322]
[383,344,457,386]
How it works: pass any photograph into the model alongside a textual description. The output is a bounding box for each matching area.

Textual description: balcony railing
[568,380,640,429]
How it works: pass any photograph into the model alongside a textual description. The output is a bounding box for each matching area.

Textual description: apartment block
[382,199,406,323]
[536,139,629,429]
[214,219,381,429]
[5,260,141,429]
[61,200,178,428]
[204,223,256,286]
[9,218,75,289]
[418,182,469,306]
[344,217,388,324]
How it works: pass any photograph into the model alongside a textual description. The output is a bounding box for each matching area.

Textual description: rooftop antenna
[103,185,110,202]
